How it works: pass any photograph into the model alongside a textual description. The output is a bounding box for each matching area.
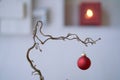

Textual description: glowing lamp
[80,2,101,25]
[85,9,94,19]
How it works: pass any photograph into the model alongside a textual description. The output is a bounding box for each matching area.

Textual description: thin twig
[26,21,101,80]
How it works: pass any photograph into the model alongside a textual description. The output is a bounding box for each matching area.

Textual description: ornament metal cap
[81,53,86,56]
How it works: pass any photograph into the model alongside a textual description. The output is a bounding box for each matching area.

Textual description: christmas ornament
[77,53,91,70]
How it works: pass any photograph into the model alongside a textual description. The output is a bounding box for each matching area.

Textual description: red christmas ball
[77,54,91,70]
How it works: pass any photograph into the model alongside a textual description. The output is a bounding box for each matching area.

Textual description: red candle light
[80,2,101,25]
[85,9,94,19]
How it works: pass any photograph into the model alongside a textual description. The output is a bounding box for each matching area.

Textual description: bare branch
[26,20,101,80]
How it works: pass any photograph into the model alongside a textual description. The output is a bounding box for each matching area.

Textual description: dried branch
[26,21,101,80]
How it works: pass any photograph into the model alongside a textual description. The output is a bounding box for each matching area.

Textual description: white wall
[0,0,32,35]
[0,0,120,80]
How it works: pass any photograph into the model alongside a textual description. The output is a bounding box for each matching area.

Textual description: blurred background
[0,0,120,80]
